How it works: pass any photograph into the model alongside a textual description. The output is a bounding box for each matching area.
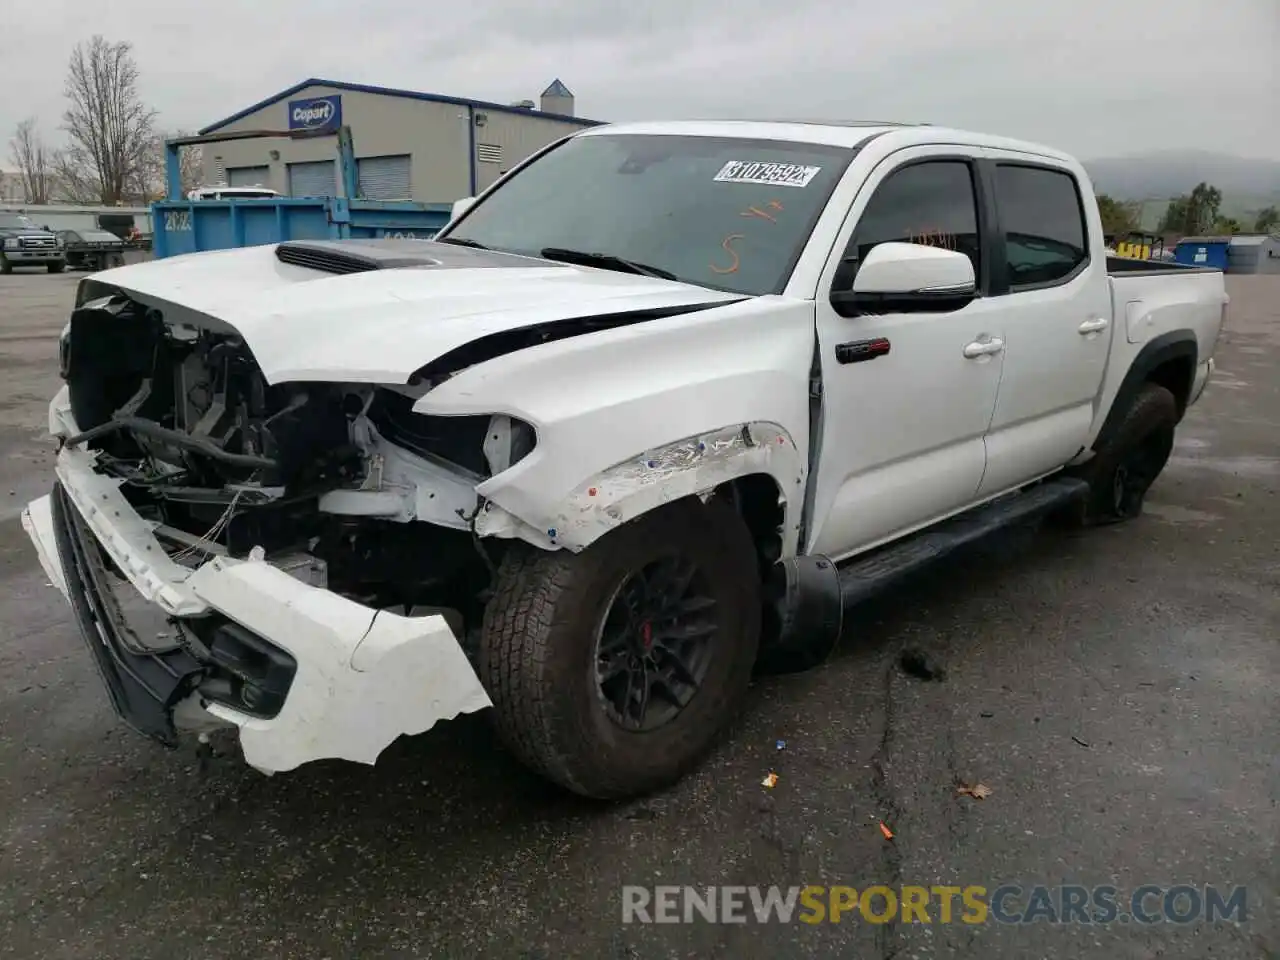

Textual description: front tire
[479,498,761,799]
[1070,383,1178,525]
[0,254,11,275]
[48,261,66,274]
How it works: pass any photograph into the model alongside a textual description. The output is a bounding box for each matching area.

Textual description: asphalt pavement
[0,267,1275,960]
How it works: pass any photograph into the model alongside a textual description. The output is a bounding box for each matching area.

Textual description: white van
[186,186,280,201]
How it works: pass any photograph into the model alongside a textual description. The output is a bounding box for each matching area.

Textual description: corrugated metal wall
[287,160,337,197]
[202,84,591,203]
[205,86,469,201]
[226,165,269,188]
[1264,239,1280,274]
[357,155,411,200]
[1229,238,1280,274]
[472,109,582,192]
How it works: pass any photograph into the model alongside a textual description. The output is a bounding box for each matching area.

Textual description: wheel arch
[475,422,805,557]
[1094,331,1197,452]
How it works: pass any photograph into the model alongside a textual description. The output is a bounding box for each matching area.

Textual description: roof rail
[746,119,931,128]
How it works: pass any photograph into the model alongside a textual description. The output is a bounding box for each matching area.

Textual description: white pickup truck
[23,120,1226,799]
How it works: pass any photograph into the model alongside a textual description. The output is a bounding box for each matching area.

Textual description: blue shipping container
[1173,238,1230,271]
[151,196,453,259]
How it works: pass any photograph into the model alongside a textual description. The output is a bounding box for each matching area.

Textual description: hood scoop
[275,240,441,275]
[275,238,558,276]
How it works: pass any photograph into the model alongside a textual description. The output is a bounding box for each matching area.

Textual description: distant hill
[1084,151,1280,226]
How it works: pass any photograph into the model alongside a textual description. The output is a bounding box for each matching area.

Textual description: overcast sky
[2,0,1277,162]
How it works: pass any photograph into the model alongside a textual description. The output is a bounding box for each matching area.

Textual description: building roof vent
[509,99,536,109]
[540,79,574,117]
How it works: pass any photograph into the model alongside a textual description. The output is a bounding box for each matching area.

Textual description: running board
[837,477,1090,608]
[756,476,1088,675]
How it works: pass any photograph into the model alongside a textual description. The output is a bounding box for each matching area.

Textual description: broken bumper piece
[22,445,492,776]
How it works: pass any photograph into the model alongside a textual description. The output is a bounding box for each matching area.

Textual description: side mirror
[832,241,976,316]
[450,196,477,221]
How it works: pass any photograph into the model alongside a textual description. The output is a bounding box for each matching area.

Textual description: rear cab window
[992,164,1089,289]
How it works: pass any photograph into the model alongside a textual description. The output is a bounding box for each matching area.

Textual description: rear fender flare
[475,422,805,554]
[1094,330,1197,451]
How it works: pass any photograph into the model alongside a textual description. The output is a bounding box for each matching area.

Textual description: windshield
[0,214,39,230]
[442,134,855,296]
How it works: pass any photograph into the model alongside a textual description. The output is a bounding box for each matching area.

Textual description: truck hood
[87,240,742,384]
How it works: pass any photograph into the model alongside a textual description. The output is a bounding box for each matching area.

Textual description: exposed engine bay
[60,291,533,625]
[26,232,801,778]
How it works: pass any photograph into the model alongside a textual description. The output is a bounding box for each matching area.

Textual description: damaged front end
[26,290,538,770]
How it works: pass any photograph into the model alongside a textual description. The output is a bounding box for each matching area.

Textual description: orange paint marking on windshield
[710,234,745,274]
[741,199,784,223]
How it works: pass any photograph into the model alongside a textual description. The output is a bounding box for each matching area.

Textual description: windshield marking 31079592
[713,161,822,188]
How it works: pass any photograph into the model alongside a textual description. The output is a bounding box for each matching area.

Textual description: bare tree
[128,137,164,202]
[133,131,204,200]
[60,35,158,204]
[8,118,55,204]
[51,150,102,203]
[175,136,205,197]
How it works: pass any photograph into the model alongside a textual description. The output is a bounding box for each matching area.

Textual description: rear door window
[993,164,1089,289]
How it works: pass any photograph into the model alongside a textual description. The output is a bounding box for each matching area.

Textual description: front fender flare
[475,422,805,554]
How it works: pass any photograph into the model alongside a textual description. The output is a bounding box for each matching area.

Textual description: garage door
[357,155,411,200]
[287,160,337,197]
[226,165,269,188]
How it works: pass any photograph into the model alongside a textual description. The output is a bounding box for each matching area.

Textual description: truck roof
[577,120,1076,163]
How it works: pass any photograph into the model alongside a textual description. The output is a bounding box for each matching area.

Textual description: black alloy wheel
[594,555,718,731]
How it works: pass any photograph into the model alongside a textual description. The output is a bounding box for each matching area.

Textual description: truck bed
[1088,260,1227,450]
[1106,255,1216,275]
[1107,262,1225,359]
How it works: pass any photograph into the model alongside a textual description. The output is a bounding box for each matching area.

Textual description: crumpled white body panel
[22,395,492,775]
[90,245,740,384]
[188,559,491,774]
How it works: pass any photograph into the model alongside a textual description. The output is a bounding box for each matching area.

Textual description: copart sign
[288,95,342,132]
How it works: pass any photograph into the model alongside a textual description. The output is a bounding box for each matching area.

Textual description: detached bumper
[23,415,491,774]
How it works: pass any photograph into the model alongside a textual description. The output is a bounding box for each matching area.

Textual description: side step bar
[757,477,1089,674]
[837,476,1089,607]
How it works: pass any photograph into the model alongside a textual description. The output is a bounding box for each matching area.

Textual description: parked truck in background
[0,212,65,273]
[55,229,127,272]
[23,120,1226,799]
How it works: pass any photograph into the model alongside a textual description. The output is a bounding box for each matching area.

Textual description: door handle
[1078,317,1109,334]
[963,337,1004,359]
[835,337,892,364]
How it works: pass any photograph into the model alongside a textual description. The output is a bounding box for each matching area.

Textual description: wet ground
[0,269,1275,959]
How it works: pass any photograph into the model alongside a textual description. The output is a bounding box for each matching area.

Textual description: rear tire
[1066,383,1178,525]
[479,498,761,799]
